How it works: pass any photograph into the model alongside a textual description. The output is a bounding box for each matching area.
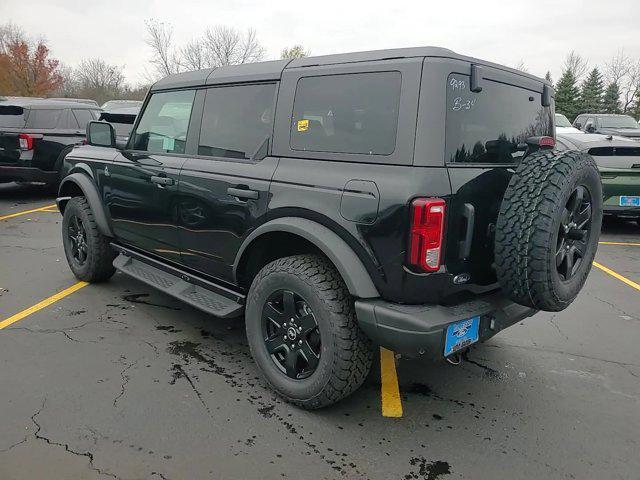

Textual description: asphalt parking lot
[1,182,639,480]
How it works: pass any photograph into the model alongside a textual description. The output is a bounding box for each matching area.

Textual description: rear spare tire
[495,150,602,312]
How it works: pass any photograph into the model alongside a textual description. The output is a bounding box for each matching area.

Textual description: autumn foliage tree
[0,24,63,97]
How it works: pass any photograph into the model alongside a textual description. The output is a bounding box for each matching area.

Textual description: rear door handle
[151,175,174,186]
[227,187,259,200]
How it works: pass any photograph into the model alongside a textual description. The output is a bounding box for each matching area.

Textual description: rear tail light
[408,197,446,272]
[539,136,555,148]
[18,133,33,150]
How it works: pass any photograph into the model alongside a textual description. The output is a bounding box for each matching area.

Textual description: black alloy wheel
[68,214,88,265]
[556,185,592,281]
[262,290,321,380]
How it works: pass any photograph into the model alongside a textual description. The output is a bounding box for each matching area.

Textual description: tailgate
[0,104,27,164]
[443,69,553,287]
[0,132,21,164]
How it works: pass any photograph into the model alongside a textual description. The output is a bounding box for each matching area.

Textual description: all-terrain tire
[495,150,602,312]
[62,196,116,282]
[245,254,373,409]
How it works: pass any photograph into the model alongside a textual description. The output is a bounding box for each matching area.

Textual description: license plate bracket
[444,316,480,357]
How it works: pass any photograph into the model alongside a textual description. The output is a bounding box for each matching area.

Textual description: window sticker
[297,119,309,132]
[162,137,175,151]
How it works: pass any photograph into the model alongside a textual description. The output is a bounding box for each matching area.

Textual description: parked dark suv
[573,113,640,140]
[0,98,101,187]
[56,47,602,408]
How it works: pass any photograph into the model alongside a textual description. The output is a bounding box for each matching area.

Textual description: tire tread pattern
[495,150,601,311]
[63,196,116,282]
[249,254,373,409]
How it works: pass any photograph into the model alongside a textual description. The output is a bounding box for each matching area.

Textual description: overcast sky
[2,0,639,86]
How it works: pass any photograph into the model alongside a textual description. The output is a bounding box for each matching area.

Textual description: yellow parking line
[599,241,640,247]
[0,204,57,221]
[0,282,88,330]
[380,347,403,418]
[593,261,640,293]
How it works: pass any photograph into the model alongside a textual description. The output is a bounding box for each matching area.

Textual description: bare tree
[75,58,124,90]
[563,51,588,81]
[145,19,181,78]
[0,22,24,54]
[202,26,265,67]
[605,50,640,113]
[180,39,207,71]
[514,60,529,73]
[281,45,309,59]
[144,20,265,79]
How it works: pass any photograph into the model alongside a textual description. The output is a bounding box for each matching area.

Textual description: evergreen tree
[579,67,604,114]
[602,82,621,114]
[555,69,580,121]
[544,71,553,85]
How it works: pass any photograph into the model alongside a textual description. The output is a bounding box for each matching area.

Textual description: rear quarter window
[0,105,27,128]
[290,71,401,155]
[445,74,553,164]
[25,109,64,129]
[72,109,96,129]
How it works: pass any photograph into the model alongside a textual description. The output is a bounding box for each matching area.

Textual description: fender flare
[233,217,380,299]
[57,172,113,237]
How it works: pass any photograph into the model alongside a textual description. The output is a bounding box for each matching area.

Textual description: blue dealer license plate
[620,196,640,207]
[444,316,480,357]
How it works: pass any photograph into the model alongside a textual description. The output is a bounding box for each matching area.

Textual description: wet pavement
[1,182,639,480]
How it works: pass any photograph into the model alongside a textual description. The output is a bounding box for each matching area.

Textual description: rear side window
[445,74,553,164]
[0,105,27,128]
[198,83,276,159]
[72,109,95,129]
[25,109,63,129]
[131,90,195,154]
[290,72,401,155]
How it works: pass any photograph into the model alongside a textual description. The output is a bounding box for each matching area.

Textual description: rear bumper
[603,204,640,218]
[0,165,57,184]
[355,292,537,357]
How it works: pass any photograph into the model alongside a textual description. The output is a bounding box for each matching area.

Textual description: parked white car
[555,113,582,134]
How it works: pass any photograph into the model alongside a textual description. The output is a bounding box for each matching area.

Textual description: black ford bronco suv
[56,47,602,408]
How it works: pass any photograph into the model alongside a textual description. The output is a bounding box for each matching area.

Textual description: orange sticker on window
[297,119,309,132]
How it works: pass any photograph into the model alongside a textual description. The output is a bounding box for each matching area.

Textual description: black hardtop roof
[151,46,549,91]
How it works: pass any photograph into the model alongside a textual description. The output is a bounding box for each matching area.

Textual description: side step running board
[112,251,244,319]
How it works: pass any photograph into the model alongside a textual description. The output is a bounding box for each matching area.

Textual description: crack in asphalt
[484,342,640,368]
[31,399,119,479]
[144,341,160,357]
[547,314,569,341]
[589,293,639,320]
[150,472,171,480]
[169,363,214,418]
[0,436,28,453]
[113,359,139,408]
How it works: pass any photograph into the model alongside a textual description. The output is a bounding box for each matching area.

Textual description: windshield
[555,114,572,127]
[599,116,638,129]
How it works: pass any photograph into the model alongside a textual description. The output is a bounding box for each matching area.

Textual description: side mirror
[574,122,582,129]
[86,121,115,147]
[585,122,596,133]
